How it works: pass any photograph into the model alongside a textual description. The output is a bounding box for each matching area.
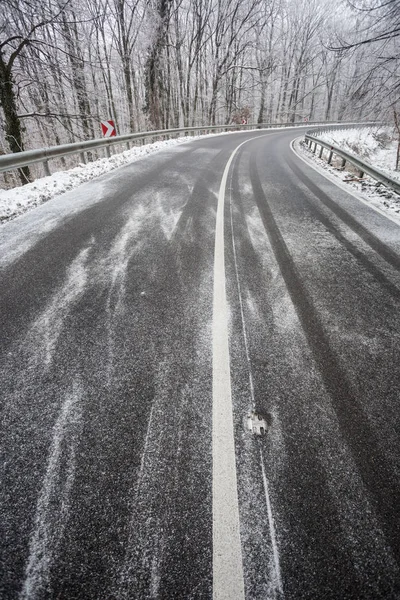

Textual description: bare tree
[0,0,72,182]
[3,0,400,190]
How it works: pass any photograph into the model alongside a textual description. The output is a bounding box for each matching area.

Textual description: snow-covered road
[1,129,400,599]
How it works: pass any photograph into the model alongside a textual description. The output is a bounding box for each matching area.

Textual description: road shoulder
[291,136,400,228]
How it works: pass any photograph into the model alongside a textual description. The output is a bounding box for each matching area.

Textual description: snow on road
[0,135,205,224]
[27,244,92,368]
[0,126,313,226]
[21,381,83,600]
[0,139,191,268]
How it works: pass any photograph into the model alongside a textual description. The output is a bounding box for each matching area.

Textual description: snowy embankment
[297,127,400,222]
[0,135,208,224]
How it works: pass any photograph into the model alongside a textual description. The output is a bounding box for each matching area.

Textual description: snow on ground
[1,128,262,224]
[0,136,202,224]
[2,130,255,224]
[0,125,315,225]
[296,127,400,223]
[315,126,400,181]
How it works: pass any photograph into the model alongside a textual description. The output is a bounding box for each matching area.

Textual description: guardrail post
[80,152,86,164]
[44,160,51,177]
[359,170,364,178]
[318,146,323,158]
[341,158,346,169]
[106,146,111,158]
[313,143,317,153]
[126,142,130,151]
[327,150,333,164]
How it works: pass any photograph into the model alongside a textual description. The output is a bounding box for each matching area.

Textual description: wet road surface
[1,129,400,599]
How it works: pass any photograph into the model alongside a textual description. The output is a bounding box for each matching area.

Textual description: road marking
[260,448,283,595]
[213,138,251,600]
[213,133,284,598]
[228,171,256,411]
[228,143,284,597]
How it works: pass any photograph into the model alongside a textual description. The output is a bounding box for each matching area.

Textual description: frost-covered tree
[0,0,73,183]
[2,0,400,188]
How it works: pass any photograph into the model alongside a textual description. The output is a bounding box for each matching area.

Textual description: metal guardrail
[0,120,372,178]
[305,130,400,196]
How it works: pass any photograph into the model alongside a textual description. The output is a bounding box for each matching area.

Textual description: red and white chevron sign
[101,120,116,137]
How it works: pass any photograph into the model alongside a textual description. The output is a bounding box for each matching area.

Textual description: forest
[1,0,399,178]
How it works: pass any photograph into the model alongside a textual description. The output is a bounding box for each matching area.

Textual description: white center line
[228,140,284,597]
[228,171,256,411]
[260,448,284,595]
[212,137,255,600]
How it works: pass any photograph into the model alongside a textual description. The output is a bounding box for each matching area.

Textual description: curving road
[1,128,400,599]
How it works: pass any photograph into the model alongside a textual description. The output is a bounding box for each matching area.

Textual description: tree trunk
[0,54,31,184]
[394,110,400,171]
[257,83,265,124]
[144,0,171,130]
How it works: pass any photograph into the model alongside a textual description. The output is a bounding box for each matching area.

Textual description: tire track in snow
[284,158,400,300]
[104,197,185,385]
[169,149,223,245]
[238,174,399,596]
[228,151,283,598]
[113,171,217,595]
[115,373,204,599]
[249,149,400,571]
[114,362,174,600]
[287,157,400,273]
[104,206,147,386]
[25,242,93,370]
[20,381,83,600]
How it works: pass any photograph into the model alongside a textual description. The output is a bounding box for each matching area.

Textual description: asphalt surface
[1,129,400,599]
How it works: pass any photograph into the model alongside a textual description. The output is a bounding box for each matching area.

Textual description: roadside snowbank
[315,126,400,182]
[296,127,400,223]
[0,135,206,224]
